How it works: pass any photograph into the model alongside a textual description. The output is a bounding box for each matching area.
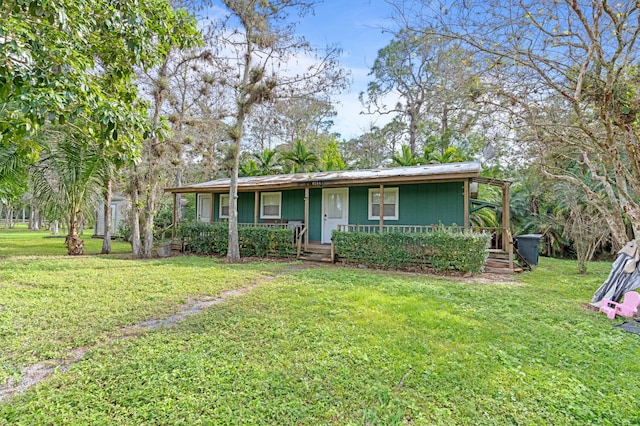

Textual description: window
[219,194,229,218]
[368,187,399,220]
[260,192,282,219]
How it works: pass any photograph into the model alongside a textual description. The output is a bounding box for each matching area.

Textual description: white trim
[322,188,349,244]
[197,193,212,223]
[260,192,282,219]
[219,194,229,219]
[368,187,399,220]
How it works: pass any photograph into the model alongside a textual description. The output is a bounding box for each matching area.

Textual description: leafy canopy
[0,0,201,160]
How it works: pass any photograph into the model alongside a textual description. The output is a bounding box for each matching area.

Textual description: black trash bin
[514,234,542,266]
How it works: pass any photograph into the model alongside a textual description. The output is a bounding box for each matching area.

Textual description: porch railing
[237,222,304,246]
[296,226,307,259]
[337,224,466,234]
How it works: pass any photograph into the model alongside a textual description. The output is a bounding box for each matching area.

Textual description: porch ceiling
[166,162,483,193]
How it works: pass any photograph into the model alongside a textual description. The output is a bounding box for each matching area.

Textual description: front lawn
[0,227,131,258]
[0,230,638,424]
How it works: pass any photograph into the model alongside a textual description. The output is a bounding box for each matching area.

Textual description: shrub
[178,222,295,258]
[116,221,132,242]
[332,228,490,274]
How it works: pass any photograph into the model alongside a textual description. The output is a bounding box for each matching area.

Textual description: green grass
[0,227,131,258]
[0,230,638,424]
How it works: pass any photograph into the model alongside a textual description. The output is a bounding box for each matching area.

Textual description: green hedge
[332,229,490,274]
[178,222,295,258]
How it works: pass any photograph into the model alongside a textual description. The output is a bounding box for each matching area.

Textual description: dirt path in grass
[0,264,312,403]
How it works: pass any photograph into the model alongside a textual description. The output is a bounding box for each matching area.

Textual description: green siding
[212,192,254,223]
[348,187,369,224]
[348,182,464,226]
[237,193,254,223]
[281,189,305,221]
[203,182,463,235]
[309,188,322,241]
[255,189,305,223]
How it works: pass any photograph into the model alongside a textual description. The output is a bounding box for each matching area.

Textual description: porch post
[254,191,259,225]
[502,182,513,269]
[379,184,384,233]
[172,192,178,239]
[464,180,470,229]
[304,187,309,248]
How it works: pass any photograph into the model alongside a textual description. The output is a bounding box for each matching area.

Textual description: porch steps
[488,249,510,260]
[485,257,523,274]
[298,244,333,263]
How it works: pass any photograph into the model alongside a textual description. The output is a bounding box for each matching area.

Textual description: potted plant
[154,228,173,258]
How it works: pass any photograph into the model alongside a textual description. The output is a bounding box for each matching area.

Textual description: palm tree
[282,140,318,172]
[0,145,28,212]
[252,148,281,175]
[423,146,467,164]
[390,145,419,167]
[239,159,260,177]
[30,129,109,255]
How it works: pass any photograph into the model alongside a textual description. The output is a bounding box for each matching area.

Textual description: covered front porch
[165,163,516,271]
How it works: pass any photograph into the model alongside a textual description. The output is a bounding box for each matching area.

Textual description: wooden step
[488,250,510,260]
[303,245,331,255]
[484,258,523,274]
[484,266,521,274]
[486,258,511,267]
[299,252,333,262]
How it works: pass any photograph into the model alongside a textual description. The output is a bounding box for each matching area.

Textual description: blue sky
[295,0,397,139]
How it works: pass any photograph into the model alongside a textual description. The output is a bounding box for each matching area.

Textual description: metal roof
[166,161,482,193]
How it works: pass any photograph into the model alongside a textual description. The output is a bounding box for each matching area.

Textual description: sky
[294,0,398,139]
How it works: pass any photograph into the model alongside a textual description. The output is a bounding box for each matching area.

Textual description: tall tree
[3,0,203,256]
[319,138,345,171]
[342,124,394,169]
[212,0,347,263]
[410,0,640,247]
[127,9,203,259]
[246,96,337,149]
[361,28,482,154]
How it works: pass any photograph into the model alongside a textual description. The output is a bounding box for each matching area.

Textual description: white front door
[322,188,349,244]
[197,194,212,223]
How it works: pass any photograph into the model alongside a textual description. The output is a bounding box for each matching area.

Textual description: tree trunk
[52,220,59,236]
[31,208,39,230]
[101,179,112,254]
[131,186,142,258]
[66,210,84,255]
[142,209,155,258]
[227,140,242,263]
[408,108,418,154]
[8,206,14,229]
